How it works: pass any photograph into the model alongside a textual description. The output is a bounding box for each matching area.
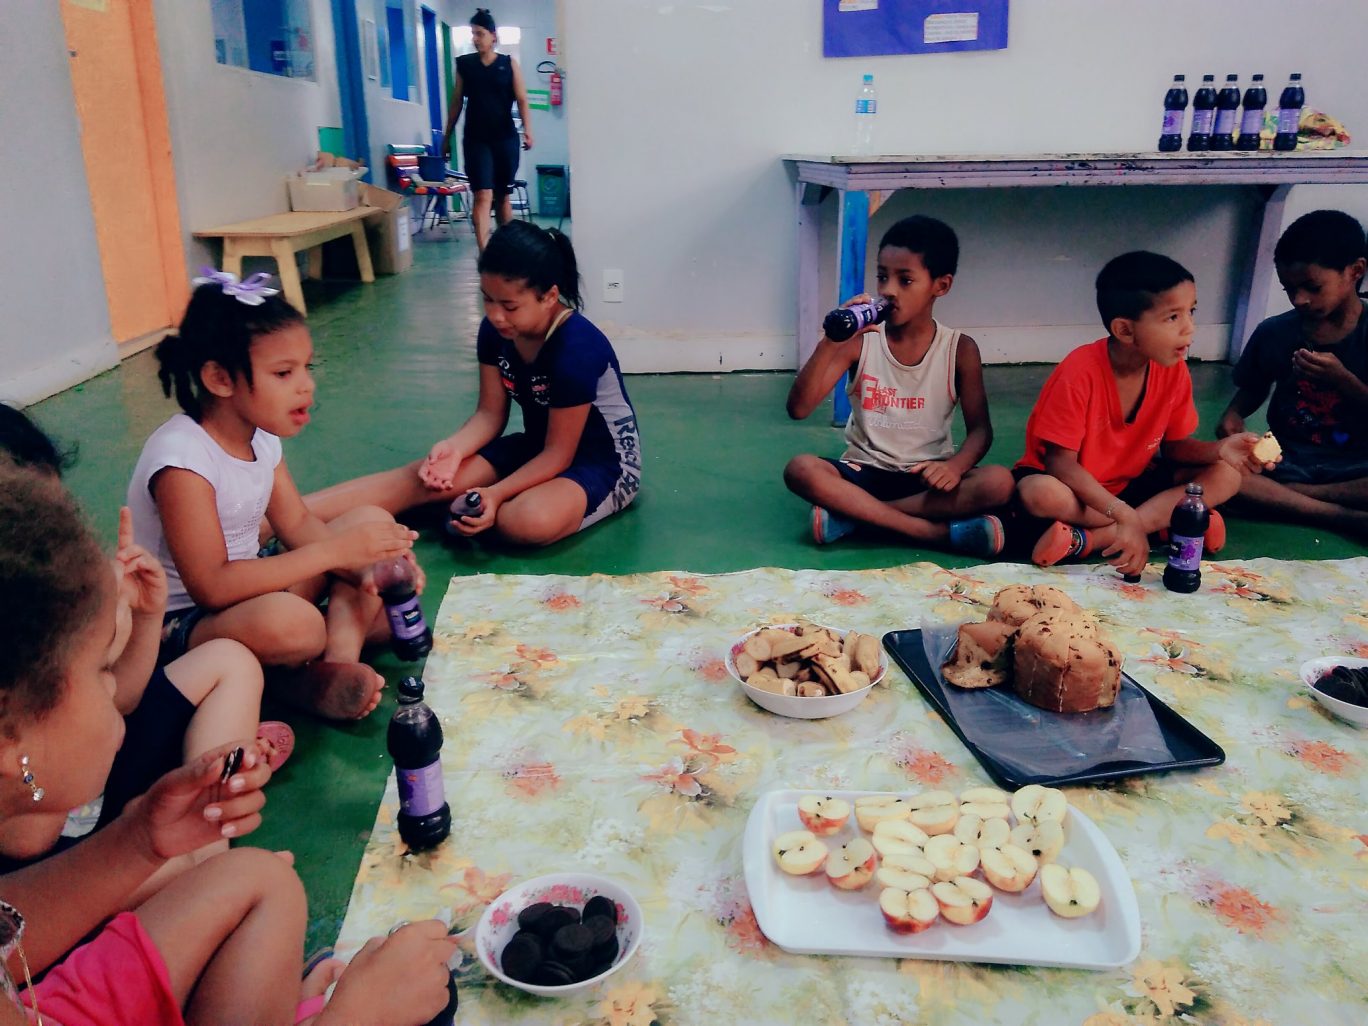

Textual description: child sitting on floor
[1014,251,1265,575]
[782,215,1014,553]
[128,274,420,720]
[1218,209,1368,538]
[303,220,642,546]
[0,465,457,1026]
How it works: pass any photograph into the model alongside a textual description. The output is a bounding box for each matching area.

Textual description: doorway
[59,0,186,349]
[421,6,442,142]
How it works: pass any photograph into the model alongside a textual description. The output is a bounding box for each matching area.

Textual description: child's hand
[909,460,961,492]
[419,440,463,491]
[126,742,271,860]
[1294,348,1357,392]
[318,921,458,1026]
[1215,409,1245,439]
[115,506,167,616]
[1101,510,1149,577]
[448,488,498,537]
[1217,432,1272,474]
[332,520,417,570]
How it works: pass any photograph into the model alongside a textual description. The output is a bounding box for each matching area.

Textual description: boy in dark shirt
[1219,210,1368,538]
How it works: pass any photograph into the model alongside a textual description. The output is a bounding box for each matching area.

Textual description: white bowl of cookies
[727,623,886,719]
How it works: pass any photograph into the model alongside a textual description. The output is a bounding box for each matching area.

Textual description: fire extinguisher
[537,60,563,106]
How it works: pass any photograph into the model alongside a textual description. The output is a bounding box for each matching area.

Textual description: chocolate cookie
[532,960,577,987]
[583,895,617,924]
[516,902,554,934]
[500,932,542,984]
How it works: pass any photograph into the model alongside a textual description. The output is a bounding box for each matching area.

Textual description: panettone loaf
[1011,611,1122,713]
[987,584,1082,628]
[941,620,1017,689]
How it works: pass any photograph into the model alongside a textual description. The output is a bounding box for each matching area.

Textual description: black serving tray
[883,629,1225,790]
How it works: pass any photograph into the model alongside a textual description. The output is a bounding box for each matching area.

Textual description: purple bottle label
[385,594,428,641]
[1168,534,1204,572]
[1276,107,1301,134]
[1161,110,1184,135]
[1190,109,1216,135]
[397,759,445,817]
[1240,108,1265,135]
[1213,108,1237,135]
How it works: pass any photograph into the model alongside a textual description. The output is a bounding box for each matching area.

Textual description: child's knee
[975,465,1016,505]
[495,503,571,546]
[197,639,265,693]
[251,595,327,664]
[1015,474,1061,517]
[214,847,306,909]
[783,454,826,493]
[327,504,396,529]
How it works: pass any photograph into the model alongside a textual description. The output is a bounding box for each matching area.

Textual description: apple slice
[931,876,994,925]
[923,834,980,882]
[825,838,878,890]
[878,886,940,934]
[960,786,1010,806]
[1009,819,1066,863]
[1011,784,1069,826]
[907,790,959,835]
[871,819,930,859]
[797,795,851,836]
[1039,863,1101,918]
[854,794,911,833]
[875,852,935,892]
[953,814,1011,851]
[771,830,828,876]
[980,843,1039,893]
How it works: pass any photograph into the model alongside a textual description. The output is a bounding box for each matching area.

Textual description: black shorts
[160,605,209,664]
[1269,443,1368,485]
[822,458,931,502]
[462,133,520,197]
[1012,460,1185,508]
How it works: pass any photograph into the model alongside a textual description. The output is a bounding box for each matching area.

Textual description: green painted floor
[29,223,1364,951]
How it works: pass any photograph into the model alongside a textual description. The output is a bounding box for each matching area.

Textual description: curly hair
[0,465,108,728]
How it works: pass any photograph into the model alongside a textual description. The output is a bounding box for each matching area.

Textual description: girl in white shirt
[127,274,419,720]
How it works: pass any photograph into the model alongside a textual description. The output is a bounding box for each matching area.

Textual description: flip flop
[256,720,296,772]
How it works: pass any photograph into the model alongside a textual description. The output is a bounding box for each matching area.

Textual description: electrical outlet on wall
[603,269,625,303]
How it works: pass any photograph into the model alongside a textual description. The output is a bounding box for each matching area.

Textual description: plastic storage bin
[536,164,569,218]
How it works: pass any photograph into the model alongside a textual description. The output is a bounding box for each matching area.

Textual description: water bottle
[1158,74,1188,152]
[1211,74,1240,150]
[1274,72,1304,151]
[1163,483,1208,594]
[824,297,889,342]
[853,74,877,155]
[1236,74,1266,150]
[444,490,484,538]
[388,676,452,851]
[1186,75,1218,151]
[373,557,433,662]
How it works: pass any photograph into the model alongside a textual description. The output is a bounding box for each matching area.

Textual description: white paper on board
[838,0,879,12]
[924,12,980,43]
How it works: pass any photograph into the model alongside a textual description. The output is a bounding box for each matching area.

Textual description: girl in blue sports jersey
[308,221,642,544]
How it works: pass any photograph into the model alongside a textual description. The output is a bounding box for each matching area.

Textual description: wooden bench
[193,208,376,316]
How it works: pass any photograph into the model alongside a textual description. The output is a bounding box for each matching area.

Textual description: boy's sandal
[257,720,296,772]
[295,995,327,1025]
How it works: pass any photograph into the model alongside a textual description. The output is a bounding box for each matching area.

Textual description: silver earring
[19,756,43,803]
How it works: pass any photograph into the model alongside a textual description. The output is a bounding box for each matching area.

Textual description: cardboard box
[360,184,411,274]
[287,168,361,212]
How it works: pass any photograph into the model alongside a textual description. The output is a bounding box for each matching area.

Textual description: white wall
[154,0,344,269]
[0,2,117,405]
[563,0,1368,371]
[362,0,430,178]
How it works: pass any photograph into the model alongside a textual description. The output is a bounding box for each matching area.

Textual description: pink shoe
[256,721,296,772]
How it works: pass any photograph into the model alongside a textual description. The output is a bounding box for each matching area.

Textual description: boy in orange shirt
[1014,251,1266,575]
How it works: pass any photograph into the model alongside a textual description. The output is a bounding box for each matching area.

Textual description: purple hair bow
[192,268,280,306]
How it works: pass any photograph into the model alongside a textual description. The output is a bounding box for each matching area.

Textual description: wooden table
[784,151,1368,423]
[193,207,377,316]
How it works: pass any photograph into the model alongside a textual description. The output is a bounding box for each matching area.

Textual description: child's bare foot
[275,663,385,720]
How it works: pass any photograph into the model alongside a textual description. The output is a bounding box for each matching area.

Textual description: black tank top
[457,52,516,142]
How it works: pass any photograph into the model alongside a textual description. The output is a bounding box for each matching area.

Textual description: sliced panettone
[942,620,1018,689]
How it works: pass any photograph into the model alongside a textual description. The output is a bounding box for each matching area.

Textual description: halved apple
[878,886,940,934]
[953,813,1011,851]
[825,837,878,890]
[980,843,1039,893]
[1040,863,1101,918]
[1009,819,1066,863]
[931,876,994,925]
[875,852,934,892]
[923,834,980,882]
[854,794,911,832]
[797,794,851,836]
[871,818,930,858]
[771,830,828,876]
[1011,784,1068,826]
[907,790,959,835]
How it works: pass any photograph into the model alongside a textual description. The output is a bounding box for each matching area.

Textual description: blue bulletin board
[823,0,1009,58]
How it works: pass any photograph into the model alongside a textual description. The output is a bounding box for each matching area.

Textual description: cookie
[500,932,542,983]
[532,960,577,987]
[583,895,617,924]
[536,905,580,941]
[550,922,594,975]
[516,902,554,934]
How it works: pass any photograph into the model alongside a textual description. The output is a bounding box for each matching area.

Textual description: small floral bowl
[1299,657,1368,728]
[726,624,886,720]
[476,873,643,997]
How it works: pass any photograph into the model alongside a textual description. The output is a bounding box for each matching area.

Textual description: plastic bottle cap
[1252,74,1264,81]
[1174,74,1185,81]
[1201,74,1214,81]
[862,74,873,82]
[398,676,425,700]
[1290,73,1301,79]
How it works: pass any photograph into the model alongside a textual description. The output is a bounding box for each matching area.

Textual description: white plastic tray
[742,788,1141,970]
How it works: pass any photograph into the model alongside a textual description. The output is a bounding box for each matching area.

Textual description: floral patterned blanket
[337,559,1368,1026]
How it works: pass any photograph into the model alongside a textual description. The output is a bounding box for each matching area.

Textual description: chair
[385,144,470,234]
[506,179,531,220]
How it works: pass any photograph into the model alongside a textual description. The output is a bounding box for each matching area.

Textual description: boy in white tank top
[784,216,1014,555]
